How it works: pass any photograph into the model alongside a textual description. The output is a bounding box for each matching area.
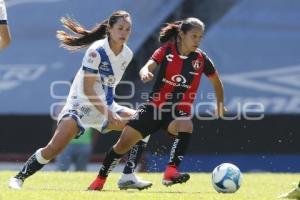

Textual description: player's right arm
[139,60,156,83]
[139,45,166,83]
[82,48,122,126]
[0,0,11,49]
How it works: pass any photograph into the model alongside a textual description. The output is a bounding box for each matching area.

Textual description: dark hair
[57,10,131,51]
[159,17,205,44]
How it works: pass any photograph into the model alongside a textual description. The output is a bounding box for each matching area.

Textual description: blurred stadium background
[0,0,299,172]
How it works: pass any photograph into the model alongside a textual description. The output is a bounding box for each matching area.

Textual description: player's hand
[107,110,123,126]
[140,71,154,83]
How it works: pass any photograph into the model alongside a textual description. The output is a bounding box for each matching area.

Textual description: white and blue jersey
[58,37,133,135]
[0,0,7,24]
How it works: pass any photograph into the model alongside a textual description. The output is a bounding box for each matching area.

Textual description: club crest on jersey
[166,54,174,62]
[192,59,202,70]
[102,75,116,87]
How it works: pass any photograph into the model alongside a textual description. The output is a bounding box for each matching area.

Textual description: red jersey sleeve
[202,52,216,77]
[151,45,167,64]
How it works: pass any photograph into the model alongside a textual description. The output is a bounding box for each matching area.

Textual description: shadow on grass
[23,187,211,194]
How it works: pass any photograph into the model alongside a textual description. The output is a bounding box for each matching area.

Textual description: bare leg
[14,117,79,181]
[113,126,143,154]
[42,117,79,160]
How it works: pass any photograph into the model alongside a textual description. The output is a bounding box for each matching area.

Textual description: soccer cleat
[162,165,190,186]
[8,177,24,189]
[278,185,300,199]
[87,176,106,191]
[118,173,152,190]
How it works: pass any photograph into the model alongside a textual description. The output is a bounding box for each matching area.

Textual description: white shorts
[57,101,126,137]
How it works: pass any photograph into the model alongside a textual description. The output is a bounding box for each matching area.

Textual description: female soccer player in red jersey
[88,17,225,190]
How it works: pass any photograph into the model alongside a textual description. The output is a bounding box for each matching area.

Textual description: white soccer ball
[212,163,242,193]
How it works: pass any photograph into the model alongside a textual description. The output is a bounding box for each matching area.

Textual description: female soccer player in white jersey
[9,10,151,190]
[0,0,11,49]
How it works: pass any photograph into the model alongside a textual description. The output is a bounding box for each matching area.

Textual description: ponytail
[57,10,131,51]
[159,21,182,44]
[57,17,108,51]
[159,18,205,44]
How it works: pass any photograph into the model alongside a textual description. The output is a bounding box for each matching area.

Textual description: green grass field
[0,171,299,200]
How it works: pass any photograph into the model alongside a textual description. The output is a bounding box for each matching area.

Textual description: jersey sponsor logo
[100,61,109,68]
[87,50,98,64]
[162,74,191,89]
[171,74,187,84]
[89,51,97,58]
[99,61,110,71]
[166,54,174,62]
[87,58,93,64]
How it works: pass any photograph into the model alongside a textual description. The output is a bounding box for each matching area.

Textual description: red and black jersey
[149,42,216,114]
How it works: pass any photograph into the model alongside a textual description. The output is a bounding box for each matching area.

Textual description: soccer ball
[212,163,242,193]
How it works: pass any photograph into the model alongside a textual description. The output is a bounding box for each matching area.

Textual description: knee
[113,126,142,154]
[176,120,193,133]
[114,130,131,154]
[114,141,128,154]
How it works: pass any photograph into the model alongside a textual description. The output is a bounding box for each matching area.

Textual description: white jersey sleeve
[124,45,133,67]
[81,47,101,74]
[0,0,7,22]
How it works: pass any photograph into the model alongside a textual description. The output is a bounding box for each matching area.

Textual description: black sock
[15,154,45,181]
[168,132,191,167]
[99,148,123,177]
[123,140,147,174]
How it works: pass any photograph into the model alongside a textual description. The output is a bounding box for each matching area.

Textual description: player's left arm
[208,73,225,117]
[202,52,225,117]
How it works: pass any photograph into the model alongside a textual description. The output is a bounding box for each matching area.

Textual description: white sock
[35,148,50,164]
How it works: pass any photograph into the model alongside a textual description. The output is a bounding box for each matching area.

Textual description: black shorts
[127,103,190,138]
